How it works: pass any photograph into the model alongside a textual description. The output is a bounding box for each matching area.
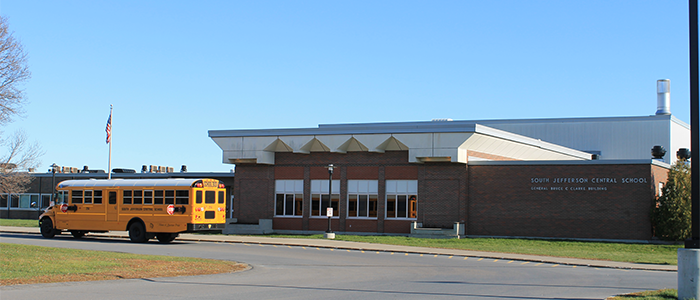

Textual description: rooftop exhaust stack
[656,79,671,115]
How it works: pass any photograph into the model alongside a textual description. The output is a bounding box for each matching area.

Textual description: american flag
[105,111,112,144]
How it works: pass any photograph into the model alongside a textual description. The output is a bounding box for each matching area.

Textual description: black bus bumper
[187,223,225,232]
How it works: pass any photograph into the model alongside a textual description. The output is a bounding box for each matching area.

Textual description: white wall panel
[480,117,684,163]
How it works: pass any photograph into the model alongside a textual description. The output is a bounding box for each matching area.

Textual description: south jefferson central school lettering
[531,177,648,184]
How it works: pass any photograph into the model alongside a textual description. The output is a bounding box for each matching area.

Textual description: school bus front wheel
[39,217,57,239]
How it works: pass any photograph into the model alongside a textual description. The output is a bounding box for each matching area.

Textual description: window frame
[385,180,418,220]
[0,193,43,209]
[123,190,132,205]
[84,190,93,204]
[143,190,153,205]
[176,190,189,205]
[133,190,143,205]
[310,179,340,218]
[41,194,52,208]
[71,190,83,204]
[274,180,303,217]
[154,190,164,205]
[164,190,175,205]
[347,180,378,219]
[93,190,103,204]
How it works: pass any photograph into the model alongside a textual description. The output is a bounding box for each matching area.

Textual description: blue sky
[0,0,692,172]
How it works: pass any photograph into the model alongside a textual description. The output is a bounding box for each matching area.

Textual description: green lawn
[268,234,682,265]
[0,243,245,285]
[0,218,38,227]
[1,218,682,265]
[607,289,677,299]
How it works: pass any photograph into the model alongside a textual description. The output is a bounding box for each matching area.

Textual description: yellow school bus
[38,178,227,243]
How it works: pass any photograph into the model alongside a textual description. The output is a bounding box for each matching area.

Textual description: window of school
[347,180,378,218]
[385,180,417,219]
[311,180,340,217]
[20,194,38,208]
[0,193,40,208]
[275,180,303,217]
[41,194,51,207]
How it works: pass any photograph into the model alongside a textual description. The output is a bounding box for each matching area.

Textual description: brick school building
[210,112,684,240]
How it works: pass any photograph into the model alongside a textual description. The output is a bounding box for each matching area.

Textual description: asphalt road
[1,232,676,300]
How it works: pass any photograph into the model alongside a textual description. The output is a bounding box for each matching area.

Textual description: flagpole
[108,105,113,180]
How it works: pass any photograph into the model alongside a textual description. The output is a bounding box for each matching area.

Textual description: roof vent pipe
[656,79,671,115]
[678,148,691,160]
[652,145,667,159]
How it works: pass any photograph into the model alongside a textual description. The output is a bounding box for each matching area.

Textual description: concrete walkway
[0,226,677,272]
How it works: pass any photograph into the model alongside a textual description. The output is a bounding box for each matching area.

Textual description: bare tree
[0,130,41,195]
[0,16,30,127]
[0,16,38,198]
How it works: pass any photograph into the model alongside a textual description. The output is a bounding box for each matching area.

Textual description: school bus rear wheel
[128,221,148,243]
[156,233,178,244]
[70,231,86,239]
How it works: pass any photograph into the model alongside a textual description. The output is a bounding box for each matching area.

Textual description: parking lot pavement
[0,226,677,272]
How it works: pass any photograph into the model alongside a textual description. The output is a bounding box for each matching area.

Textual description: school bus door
[106,190,118,222]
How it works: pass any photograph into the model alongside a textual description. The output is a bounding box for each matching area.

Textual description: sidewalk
[0,226,677,272]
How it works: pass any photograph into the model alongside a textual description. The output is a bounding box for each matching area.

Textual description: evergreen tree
[651,159,692,241]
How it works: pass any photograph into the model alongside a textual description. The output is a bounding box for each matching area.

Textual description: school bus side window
[58,191,68,203]
[123,190,132,204]
[108,191,116,204]
[165,190,174,204]
[94,190,103,204]
[196,191,202,204]
[133,190,143,205]
[176,190,189,204]
[144,190,153,205]
[84,190,93,204]
[218,191,224,204]
[71,190,83,204]
[154,190,164,205]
